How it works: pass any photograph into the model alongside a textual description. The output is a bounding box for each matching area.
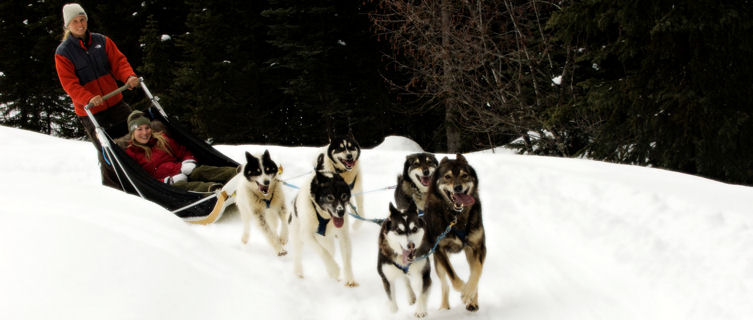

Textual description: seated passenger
[124,110,237,192]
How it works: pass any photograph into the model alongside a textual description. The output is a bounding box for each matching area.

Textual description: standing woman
[55,3,141,189]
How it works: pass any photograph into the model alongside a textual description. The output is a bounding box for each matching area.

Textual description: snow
[1,124,752,320]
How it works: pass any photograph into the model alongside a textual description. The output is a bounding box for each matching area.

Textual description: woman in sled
[124,110,238,192]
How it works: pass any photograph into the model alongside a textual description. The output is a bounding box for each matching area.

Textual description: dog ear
[440,156,449,165]
[389,202,401,217]
[245,151,256,164]
[456,153,467,164]
[315,153,325,172]
[263,149,271,160]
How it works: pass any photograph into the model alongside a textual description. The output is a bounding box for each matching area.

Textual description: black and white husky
[237,150,288,256]
[394,152,439,214]
[319,132,365,229]
[378,202,432,318]
[290,154,358,287]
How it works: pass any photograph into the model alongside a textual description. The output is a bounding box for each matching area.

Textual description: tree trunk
[441,0,462,153]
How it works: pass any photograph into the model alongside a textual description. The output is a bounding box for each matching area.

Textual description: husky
[424,154,485,311]
[237,150,288,256]
[394,152,439,214]
[377,202,432,318]
[318,132,365,229]
[290,154,358,287]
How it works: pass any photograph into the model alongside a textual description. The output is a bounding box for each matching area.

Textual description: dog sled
[84,80,240,224]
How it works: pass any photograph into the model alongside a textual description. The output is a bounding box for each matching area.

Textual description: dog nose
[336,208,346,217]
[453,185,463,192]
[422,169,430,176]
[346,154,353,160]
[263,180,270,186]
[407,242,415,250]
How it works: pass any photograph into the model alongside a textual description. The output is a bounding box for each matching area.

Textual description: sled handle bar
[83,83,131,111]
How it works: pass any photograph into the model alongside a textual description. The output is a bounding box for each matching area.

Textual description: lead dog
[237,150,288,256]
[394,152,439,214]
[319,132,365,229]
[424,154,485,311]
[377,202,432,318]
[290,154,358,287]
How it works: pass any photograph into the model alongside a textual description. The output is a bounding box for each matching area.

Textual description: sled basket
[87,80,239,224]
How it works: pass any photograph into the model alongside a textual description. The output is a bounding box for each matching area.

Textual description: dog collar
[391,261,410,274]
[262,192,274,209]
[311,200,330,236]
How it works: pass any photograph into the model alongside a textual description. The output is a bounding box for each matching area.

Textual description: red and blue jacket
[55,31,136,116]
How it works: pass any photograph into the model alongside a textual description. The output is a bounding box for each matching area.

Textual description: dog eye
[444,174,451,180]
[461,173,469,179]
[340,194,349,201]
[411,227,418,233]
[326,195,335,202]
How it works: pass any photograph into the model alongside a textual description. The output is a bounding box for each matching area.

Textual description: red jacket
[125,134,197,181]
[55,32,136,116]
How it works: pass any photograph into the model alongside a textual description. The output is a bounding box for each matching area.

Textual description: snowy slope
[1,125,751,320]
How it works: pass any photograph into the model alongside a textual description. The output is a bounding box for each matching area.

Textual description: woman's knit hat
[62,3,87,27]
[127,110,151,132]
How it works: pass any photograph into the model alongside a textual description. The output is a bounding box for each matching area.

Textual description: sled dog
[291,154,358,287]
[237,150,288,256]
[319,132,365,229]
[394,152,439,214]
[424,154,485,311]
[377,202,432,318]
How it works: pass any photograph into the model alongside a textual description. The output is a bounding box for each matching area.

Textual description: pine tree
[0,0,82,137]
[550,0,753,184]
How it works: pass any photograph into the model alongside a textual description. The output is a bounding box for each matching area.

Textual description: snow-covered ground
[1,125,752,320]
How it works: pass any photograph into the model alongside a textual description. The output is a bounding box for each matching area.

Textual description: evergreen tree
[172,0,277,143]
[550,0,753,184]
[0,0,82,137]
[263,0,400,147]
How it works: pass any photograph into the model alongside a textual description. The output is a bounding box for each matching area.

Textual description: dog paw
[465,303,479,312]
[277,249,288,256]
[241,234,249,244]
[414,311,427,318]
[344,280,359,287]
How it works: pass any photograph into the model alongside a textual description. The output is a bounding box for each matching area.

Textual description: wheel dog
[377,202,432,318]
[394,152,439,214]
[290,154,358,287]
[319,132,365,229]
[424,154,485,311]
[237,150,288,256]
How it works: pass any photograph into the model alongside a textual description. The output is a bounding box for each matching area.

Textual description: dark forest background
[1,0,752,186]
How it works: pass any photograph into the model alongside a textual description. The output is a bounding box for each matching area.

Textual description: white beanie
[62,3,87,27]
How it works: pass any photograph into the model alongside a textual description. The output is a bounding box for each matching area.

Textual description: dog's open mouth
[401,243,416,265]
[341,159,356,170]
[333,217,344,228]
[416,174,431,186]
[258,184,269,195]
[447,191,475,211]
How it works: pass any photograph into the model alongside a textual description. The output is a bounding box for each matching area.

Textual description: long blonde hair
[129,131,174,161]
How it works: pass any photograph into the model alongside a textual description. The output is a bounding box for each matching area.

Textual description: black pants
[78,101,132,190]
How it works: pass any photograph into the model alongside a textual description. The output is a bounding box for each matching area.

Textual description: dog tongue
[420,176,431,186]
[333,217,344,228]
[454,193,475,206]
[401,249,414,265]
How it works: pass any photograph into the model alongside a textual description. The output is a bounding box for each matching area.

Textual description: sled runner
[84,79,240,224]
